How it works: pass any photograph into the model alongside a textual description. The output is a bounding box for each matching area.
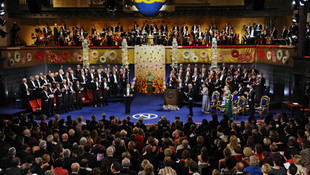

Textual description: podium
[164,89,179,106]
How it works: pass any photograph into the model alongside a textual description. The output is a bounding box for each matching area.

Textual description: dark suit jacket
[120,168,136,175]
[78,152,97,168]
[5,166,21,175]
[186,88,194,101]
[248,89,255,104]
[20,83,28,98]
[123,88,133,97]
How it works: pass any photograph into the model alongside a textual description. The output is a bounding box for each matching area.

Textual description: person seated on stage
[235,83,246,97]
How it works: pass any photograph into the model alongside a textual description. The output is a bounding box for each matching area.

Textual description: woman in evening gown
[224,85,233,120]
[201,83,211,114]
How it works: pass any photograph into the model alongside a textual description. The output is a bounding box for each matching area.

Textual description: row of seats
[28,90,97,113]
[209,91,270,119]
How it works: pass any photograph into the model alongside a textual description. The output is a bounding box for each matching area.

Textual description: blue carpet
[57,93,282,124]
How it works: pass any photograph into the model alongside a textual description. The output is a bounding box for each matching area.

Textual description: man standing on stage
[184,84,194,116]
[146,72,154,96]
[246,85,255,120]
[123,83,133,114]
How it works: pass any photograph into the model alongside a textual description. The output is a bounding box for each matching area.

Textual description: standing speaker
[253,0,265,10]
[27,0,42,13]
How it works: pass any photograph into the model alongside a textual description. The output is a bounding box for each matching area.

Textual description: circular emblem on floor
[132,113,158,120]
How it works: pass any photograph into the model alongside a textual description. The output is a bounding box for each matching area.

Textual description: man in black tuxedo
[28,76,37,99]
[281,26,288,39]
[181,23,188,34]
[236,83,245,97]
[5,157,21,175]
[47,83,55,117]
[92,77,101,107]
[184,84,194,116]
[120,158,136,175]
[74,80,84,109]
[123,83,133,114]
[214,75,222,94]
[68,82,75,111]
[55,83,63,114]
[111,70,119,95]
[246,85,255,120]
[102,78,110,106]
[20,78,30,108]
[271,26,278,44]
[70,162,80,175]
[41,86,50,117]
[61,80,69,113]
[177,79,184,108]
[54,23,59,46]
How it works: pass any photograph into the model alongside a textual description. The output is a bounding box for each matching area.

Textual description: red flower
[48,53,57,63]
[62,51,70,60]
[35,50,44,63]
[231,50,239,58]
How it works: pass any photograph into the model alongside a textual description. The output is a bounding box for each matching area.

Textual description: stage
[0,93,300,124]
[48,93,284,124]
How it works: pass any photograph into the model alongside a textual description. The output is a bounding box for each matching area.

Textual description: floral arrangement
[108,50,117,60]
[22,53,27,64]
[276,50,283,61]
[14,52,21,63]
[182,50,191,60]
[200,50,208,59]
[62,51,70,60]
[34,50,44,63]
[26,53,32,61]
[92,50,99,59]
[99,53,108,63]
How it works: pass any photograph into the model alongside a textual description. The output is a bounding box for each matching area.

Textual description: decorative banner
[1,46,295,68]
[135,45,165,93]
[134,0,166,16]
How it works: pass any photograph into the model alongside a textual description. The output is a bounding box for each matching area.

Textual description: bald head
[62,133,68,141]
[71,162,80,173]
[236,162,244,172]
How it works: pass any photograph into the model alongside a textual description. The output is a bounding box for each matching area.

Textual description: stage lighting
[0,10,4,16]
[299,1,305,6]
[292,0,296,5]
[0,18,6,26]
[0,28,7,38]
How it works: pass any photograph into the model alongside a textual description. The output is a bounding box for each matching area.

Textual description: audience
[0,111,309,175]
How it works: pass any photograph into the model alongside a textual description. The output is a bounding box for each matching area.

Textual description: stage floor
[53,93,283,124]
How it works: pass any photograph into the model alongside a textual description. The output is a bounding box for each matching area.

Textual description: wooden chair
[255,95,270,118]
[232,92,239,105]
[210,91,220,109]
[232,96,246,119]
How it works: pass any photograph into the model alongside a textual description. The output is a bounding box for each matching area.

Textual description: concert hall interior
[0,0,310,175]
